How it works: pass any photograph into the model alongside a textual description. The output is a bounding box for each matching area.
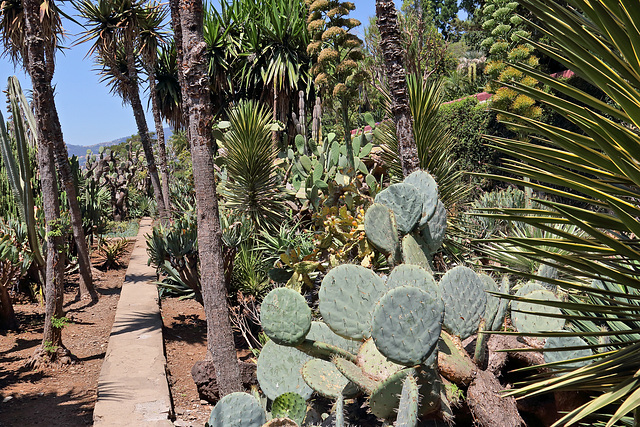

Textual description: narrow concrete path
[93,218,173,426]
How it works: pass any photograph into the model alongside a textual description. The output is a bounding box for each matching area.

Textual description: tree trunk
[18,0,96,303]
[0,278,19,331]
[173,0,242,397]
[148,70,172,213]
[124,42,167,220]
[375,0,420,177]
[23,0,69,363]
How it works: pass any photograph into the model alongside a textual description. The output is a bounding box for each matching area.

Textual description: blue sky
[0,0,376,147]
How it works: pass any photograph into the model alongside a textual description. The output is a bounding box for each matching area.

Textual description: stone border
[93,218,173,426]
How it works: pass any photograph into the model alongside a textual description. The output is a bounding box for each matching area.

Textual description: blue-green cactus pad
[333,356,380,394]
[257,340,313,400]
[439,266,487,339]
[364,203,400,256]
[371,285,443,366]
[404,170,439,227]
[260,287,312,345]
[374,183,423,235]
[401,233,433,271]
[302,358,350,399]
[544,335,593,369]
[396,374,419,427]
[512,289,565,334]
[357,338,404,382]
[515,281,546,298]
[480,274,499,328]
[208,392,266,427]
[307,321,362,355]
[319,264,386,340]
[490,275,510,331]
[369,366,441,419]
[271,392,306,425]
[386,264,438,296]
[420,200,447,254]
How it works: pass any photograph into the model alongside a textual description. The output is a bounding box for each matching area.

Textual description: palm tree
[375,0,419,177]
[154,40,185,131]
[474,0,640,424]
[0,0,97,303]
[169,0,242,396]
[21,0,70,363]
[76,0,167,219]
[138,2,171,212]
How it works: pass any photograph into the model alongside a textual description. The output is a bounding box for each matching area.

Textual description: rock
[173,419,189,426]
[191,359,257,404]
[3,396,13,403]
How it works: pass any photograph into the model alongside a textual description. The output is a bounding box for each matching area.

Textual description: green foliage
[221,100,289,232]
[97,237,129,270]
[472,0,640,424]
[51,315,71,329]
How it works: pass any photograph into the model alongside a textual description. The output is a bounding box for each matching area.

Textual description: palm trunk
[148,70,172,213]
[23,0,69,362]
[172,0,242,397]
[123,45,167,220]
[376,0,420,177]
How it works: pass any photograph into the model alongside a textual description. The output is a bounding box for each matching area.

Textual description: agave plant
[473,0,640,425]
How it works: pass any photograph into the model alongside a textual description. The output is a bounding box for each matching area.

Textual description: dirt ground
[161,298,210,426]
[0,242,134,426]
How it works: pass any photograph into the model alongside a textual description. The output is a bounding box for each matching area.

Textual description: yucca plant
[473,0,640,425]
[221,100,289,232]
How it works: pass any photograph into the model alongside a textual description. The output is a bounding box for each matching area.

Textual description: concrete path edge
[93,218,173,426]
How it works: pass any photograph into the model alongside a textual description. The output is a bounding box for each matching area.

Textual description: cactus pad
[544,335,593,369]
[404,170,439,227]
[396,374,419,427]
[515,281,546,298]
[262,419,299,427]
[307,321,361,355]
[420,200,447,254]
[319,264,386,340]
[512,289,565,333]
[490,275,510,331]
[260,287,312,346]
[208,392,266,427]
[357,338,404,382]
[271,392,306,425]
[371,286,443,366]
[301,358,350,399]
[257,340,313,400]
[536,263,558,291]
[364,203,400,258]
[401,233,433,270]
[369,366,441,419]
[480,274,499,328]
[374,183,423,234]
[333,356,379,394]
[440,266,487,339]
[386,264,438,296]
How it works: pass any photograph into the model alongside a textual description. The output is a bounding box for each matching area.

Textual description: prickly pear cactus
[401,234,432,271]
[318,264,386,340]
[307,321,361,355]
[420,200,447,254]
[536,262,558,291]
[302,358,351,399]
[371,285,443,366]
[357,338,404,383]
[480,274,500,329]
[404,170,439,227]
[543,335,593,369]
[515,281,547,298]
[490,275,510,331]
[207,392,266,427]
[385,264,438,296]
[396,374,420,427]
[374,183,423,235]
[260,287,311,346]
[364,203,400,259]
[257,340,313,400]
[369,366,440,419]
[512,289,565,333]
[439,266,487,339]
[271,392,306,425]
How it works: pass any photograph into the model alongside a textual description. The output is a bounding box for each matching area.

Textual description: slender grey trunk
[376,0,420,177]
[123,42,167,220]
[172,0,242,396]
[148,71,172,213]
[23,0,68,361]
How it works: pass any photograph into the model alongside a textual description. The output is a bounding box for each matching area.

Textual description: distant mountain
[67,127,173,165]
